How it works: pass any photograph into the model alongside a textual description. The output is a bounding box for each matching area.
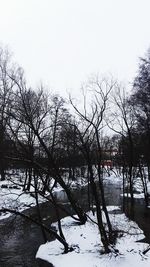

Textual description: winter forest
[0,44,150,267]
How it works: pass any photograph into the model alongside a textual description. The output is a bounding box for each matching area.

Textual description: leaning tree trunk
[88,164,110,253]
[35,130,87,224]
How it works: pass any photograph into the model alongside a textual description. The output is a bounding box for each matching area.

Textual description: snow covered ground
[0,169,120,217]
[1,169,150,266]
[35,172,150,267]
[121,176,150,201]
[0,178,34,220]
[0,168,150,220]
[0,171,53,220]
[0,170,89,220]
[36,206,150,267]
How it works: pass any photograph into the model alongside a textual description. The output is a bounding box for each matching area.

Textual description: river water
[0,181,150,267]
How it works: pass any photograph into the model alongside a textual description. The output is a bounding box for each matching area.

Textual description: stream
[0,181,150,267]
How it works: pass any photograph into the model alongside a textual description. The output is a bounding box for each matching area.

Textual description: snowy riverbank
[36,206,150,267]
[1,169,150,220]
[1,170,150,266]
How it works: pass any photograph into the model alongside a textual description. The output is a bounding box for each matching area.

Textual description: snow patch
[36,209,150,267]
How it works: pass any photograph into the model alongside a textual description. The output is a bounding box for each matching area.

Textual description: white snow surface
[1,170,150,266]
[0,171,88,220]
[0,169,149,220]
[36,206,150,267]
[0,173,52,220]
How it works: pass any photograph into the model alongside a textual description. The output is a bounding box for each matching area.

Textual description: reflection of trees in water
[124,198,150,243]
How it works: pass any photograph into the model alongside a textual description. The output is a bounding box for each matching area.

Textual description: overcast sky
[0,0,150,96]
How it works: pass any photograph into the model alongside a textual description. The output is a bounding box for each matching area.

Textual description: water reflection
[124,198,150,243]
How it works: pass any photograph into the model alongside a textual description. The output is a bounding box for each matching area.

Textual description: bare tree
[108,85,136,204]
[132,50,150,181]
[0,47,15,180]
[70,76,116,252]
[7,70,87,225]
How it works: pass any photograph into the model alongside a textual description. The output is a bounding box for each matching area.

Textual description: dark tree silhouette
[132,50,150,181]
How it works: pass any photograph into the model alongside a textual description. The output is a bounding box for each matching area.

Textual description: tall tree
[108,85,136,203]
[132,50,150,180]
[70,76,116,252]
[8,71,87,224]
[0,47,14,180]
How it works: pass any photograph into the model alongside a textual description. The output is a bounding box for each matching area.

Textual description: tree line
[0,46,150,253]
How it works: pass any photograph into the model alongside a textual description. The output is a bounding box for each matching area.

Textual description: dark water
[0,217,51,267]
[0,187,89,267]
[0,182,149,267]
[0,204,56,267]
[123,198,150,243]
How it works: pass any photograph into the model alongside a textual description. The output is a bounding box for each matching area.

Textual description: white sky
[0,0,150,96]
